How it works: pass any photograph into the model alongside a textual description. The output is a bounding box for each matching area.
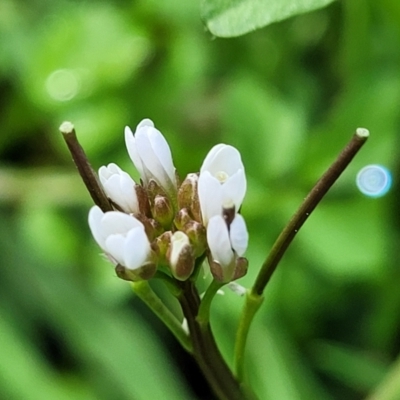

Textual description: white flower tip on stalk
[356,127,370,138]
[59,121,75,134]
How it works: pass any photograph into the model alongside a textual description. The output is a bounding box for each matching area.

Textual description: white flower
[99,163,139,213]
[207,213,248,281]
[88,206,152,270]
[124,119,177,195]
[198,144,246,225]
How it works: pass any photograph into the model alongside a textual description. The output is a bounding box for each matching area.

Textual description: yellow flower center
[215,171,229,183]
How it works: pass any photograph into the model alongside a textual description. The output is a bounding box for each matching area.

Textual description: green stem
[197,279,225,325]
[253,128,369,296]
[234,290,264,380]
[131,281,192,353]
[234,128,369,384]
[177,280,254,400]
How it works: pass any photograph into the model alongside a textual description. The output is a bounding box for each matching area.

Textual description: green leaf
[201,0,336,37]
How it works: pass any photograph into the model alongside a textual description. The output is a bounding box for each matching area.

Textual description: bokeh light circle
[356,164,392,198]
[45,69,79,101]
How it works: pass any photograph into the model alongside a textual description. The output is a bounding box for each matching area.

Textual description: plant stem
[197,279,224,325]
[59,121,113,212]
[234,128,369,381]
[234,290,264,381]
[131,281,192,353]
[253,128,369,296]
[177,280,254,400]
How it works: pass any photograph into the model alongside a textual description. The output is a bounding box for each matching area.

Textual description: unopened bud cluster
[88,119,249,283]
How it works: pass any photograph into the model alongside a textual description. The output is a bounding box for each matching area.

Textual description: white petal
[123,227,151,270]
[135,125,175,191]
[200,144,226,173]
[125,126,147,182]
[201,144,244,178]
[229,214,248,256]
[98,165,111,184]
[88,206,107,250]
[101,211,143,236]
[198,171,222,225]
[118,172,138,213]
[147,127,176,185]
[104,234,126,265]
[100,163,138,213]
[136,118,154,130]
[207,215,234,267]
[221,169,246,210]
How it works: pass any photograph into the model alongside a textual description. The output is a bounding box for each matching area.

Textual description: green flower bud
[152,195,174,229]
[174,208,192,231]
[182,221,207,258]
[154,231,172,264]
[178,173,201,222]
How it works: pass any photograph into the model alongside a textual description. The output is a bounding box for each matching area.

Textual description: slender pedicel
[59,121,113,212]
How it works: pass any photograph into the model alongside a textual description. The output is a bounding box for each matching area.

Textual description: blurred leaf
[201,0,336,37]
[310,340,388,392]
[0,309,96,400]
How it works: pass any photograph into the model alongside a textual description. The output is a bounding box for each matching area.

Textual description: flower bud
[174,208,192,231]
[154,231,173,264]
[167,232,194,281]
[152,195,174,229]
[99,163,139,214]
[178,173,201,221]
[181,221,207,258]
[125,119,177,198]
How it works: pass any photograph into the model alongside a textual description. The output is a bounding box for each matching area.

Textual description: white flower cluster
[88,119,248,283]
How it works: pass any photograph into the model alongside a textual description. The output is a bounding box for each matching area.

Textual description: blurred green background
[1,0,399,399]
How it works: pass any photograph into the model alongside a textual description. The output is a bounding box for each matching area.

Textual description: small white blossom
[88,206,152,270]
[207,213,248,281]
[99,163,139,213]
[124,119,177,195]
[198,144,246,225]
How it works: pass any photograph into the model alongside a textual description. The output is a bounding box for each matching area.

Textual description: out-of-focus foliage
[0,0,399,399]
[201,0,336,37]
